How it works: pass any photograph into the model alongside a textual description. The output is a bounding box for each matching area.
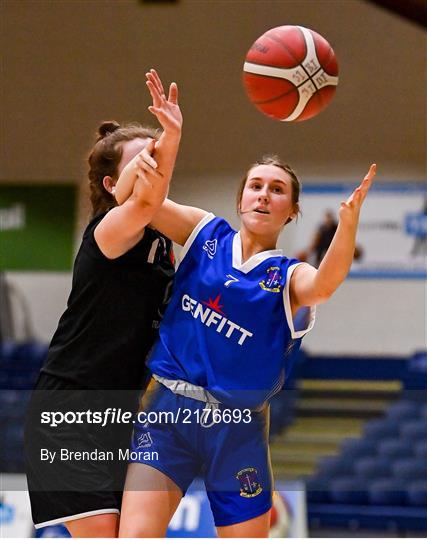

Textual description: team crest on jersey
[203,239,217,259]
[259,266,282,293]
[236,467,263,498]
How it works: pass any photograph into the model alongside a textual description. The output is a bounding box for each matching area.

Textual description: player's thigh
[65,512,119,538]
[216,509,271,538]
[119,463,182,538]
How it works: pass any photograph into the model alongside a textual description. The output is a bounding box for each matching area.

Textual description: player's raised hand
[339,164,376,225]
[146,69,182,136]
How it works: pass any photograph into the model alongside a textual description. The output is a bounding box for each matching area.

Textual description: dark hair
[236,155,301,225]
[87,121,160,216]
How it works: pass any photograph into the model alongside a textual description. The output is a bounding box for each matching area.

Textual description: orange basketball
[243,25,339,122]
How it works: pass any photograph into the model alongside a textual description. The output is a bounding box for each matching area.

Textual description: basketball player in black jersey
[24,71,181,537]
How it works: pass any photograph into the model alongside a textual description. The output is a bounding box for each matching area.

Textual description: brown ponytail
[87,121,160,217]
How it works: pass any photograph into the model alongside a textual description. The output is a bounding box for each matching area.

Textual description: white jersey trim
[232,231,283,274]
[34,508,120,529]
[283,263,316,339]
[177,212,216,268]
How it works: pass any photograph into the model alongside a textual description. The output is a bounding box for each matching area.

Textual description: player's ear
[291,203,300,221]
[103,176,115,195]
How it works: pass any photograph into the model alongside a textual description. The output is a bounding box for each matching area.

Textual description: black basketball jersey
[41,211,175,390]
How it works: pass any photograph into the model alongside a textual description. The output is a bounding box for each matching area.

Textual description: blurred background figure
[297,210,363,267]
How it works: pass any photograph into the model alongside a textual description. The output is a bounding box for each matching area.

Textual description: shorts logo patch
[236,467,263,498]
[259,266,282,293]
[136,432,153,449]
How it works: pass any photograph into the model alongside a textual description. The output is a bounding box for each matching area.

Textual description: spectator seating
[277,351,427,533]
[0,340,47,473]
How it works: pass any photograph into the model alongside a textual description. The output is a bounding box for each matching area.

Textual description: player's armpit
[290,262,330,310]
[149,199,208,246]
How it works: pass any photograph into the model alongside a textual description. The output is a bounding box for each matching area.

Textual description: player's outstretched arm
[114,69,182,205]
[290,164,376,308]
[95,71,182,259]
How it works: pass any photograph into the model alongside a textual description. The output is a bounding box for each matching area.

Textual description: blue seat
[400,420,427,441]
[377,438,413,460]
[0,389,22,406]
[0,341,19,362]
[392,458,427,481]
[269,390,296,435]
[305,476,331,503]
[316,455,354,477]
[368,478,406,505]
[414,440,427,458]
[386,400,420,421]
[12,342,47,365]
[2,423,24,447]
[340,437,377,459]
[329,476,369,504]
[354,456,392,479]
[407,480,427,506]
[363,418,400,439]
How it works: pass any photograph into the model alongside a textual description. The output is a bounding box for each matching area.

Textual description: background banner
[0,185,77,271]
[296,183,427,279]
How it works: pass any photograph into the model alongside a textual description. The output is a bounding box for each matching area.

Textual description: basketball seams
[262,30,318,88]
[264,29,307,68]
[244,63,323,89]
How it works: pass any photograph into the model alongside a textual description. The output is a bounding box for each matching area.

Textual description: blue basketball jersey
[148,214,315,409]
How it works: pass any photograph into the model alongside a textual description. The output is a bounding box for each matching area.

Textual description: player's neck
[239,227,278,263]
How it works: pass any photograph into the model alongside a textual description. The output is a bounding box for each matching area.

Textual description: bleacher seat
[368,478,406,505]
[305,476,331,503]
[340,437,377,459]
[0,341,18,362]
[354,456,392,479]
[316,455,354,477]
[377,438,413,460]
[400,420,427,441]
[386,400,420,421]
[0,389,22,406]
[407,481,427,506]
[269,390,297,435]
[392,458,427,481]
[329,477,369,504]
[414,441,427,459]
[363,418,400,439]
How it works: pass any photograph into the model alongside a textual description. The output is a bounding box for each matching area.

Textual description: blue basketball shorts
[129,379,273,527]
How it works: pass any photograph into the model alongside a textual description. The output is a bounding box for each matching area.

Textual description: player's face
[116,137,152,177]
[240,164,296,236]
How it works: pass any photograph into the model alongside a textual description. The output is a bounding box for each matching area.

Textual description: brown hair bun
[97,121,120,141]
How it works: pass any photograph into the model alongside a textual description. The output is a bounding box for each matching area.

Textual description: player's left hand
[339,164,376,226]
[146,69,182,136]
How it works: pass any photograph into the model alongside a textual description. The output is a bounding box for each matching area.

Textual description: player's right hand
[146,69,182,136]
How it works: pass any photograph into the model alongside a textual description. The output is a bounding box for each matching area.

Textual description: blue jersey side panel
[148,216,305,408]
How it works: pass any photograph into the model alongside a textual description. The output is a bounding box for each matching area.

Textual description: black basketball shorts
[24,372,139,528]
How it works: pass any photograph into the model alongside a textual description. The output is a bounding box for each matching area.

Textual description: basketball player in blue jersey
[116,70,376,538]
